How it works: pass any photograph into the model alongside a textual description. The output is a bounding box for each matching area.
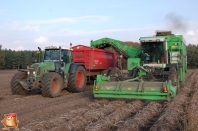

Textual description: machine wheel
[109,67,122,81]
[10,72,29,95]
[41,72,63,98]
[168,67,177,86]
[67,66,87,92]
[101,69,110,76]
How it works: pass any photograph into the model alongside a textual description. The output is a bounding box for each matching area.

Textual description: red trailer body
[72,45,119,76]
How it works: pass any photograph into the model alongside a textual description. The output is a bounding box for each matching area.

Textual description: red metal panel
[72,45,118,70]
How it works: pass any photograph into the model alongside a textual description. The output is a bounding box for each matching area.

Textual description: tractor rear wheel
[10,72,29,95]
[67,66,87,92]
[41,72,63,98]
[168,67,177,86]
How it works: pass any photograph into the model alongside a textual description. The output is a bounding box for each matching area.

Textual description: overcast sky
[0,0,198,50]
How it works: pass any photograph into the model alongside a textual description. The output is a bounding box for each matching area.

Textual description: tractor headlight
[33,71,36,75]
[27,71,30,75]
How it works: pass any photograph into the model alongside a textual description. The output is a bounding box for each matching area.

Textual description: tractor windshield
[44,49,60,61]
[141,42,164,64]
[44,49,71,63]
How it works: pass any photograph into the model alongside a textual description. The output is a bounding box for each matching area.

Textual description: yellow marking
[151,88,155,91]
[171,45,177,49]
[127,88,132,90]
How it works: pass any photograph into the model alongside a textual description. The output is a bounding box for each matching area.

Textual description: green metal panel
[127,58,140,70]
[93,75,176,100]
[64,63,71,74]
[91,37,142,58]
[35,62,55,78]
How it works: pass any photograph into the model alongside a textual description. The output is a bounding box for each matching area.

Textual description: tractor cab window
[141,42,164,64]
[61,49,71,63]
[44,49,60,61]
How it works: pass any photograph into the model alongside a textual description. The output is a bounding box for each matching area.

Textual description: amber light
[94,86,99,91]
[163,87,168,93]
[37,51,41,54]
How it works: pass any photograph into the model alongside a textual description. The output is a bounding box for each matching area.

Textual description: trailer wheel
[41,72,63,98]
[67,66,87,92]
[10,72,29,95]
[168,67,177,86]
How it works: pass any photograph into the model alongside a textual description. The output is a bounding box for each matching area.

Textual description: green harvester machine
[91,30,187,100]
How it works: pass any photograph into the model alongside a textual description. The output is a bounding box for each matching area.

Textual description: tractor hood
[28,62,55,77]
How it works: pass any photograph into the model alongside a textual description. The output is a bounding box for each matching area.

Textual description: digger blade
[93,81,176,100]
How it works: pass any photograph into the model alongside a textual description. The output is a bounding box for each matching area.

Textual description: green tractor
[92,30,187,100]
[10,45,87,98]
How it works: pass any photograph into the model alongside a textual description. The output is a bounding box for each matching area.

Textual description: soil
[0,69,197,131]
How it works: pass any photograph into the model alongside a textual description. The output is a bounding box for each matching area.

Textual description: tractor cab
[139,30,172,67]
[44,46,72,71]
[44,46,72,62]
[141,40,165,64]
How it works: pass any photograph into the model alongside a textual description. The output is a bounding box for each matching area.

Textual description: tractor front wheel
[41,72,63,98]
[67,66,87,92]
[10,72,29,95]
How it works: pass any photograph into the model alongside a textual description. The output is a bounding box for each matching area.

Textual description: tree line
[186,44,198,68]
[0,44,197,70]
[0,49,37,70]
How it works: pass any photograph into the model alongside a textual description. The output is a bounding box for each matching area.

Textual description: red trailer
[72,45,119,76]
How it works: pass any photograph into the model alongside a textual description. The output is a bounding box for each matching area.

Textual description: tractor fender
[69,63,85,73]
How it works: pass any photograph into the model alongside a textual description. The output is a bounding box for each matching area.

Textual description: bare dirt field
[0,69,198,131]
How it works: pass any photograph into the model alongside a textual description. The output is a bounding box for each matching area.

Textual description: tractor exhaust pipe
[38,47,42,63]
[59,46,61,63]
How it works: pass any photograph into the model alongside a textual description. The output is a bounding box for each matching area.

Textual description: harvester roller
[93,75,176,100]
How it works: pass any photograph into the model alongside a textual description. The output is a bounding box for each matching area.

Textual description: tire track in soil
[0,90,95,128]
[183,70,198,131]
[0,70,194,130]
[0,90,90,113]
[85,100,144,131]
[20,99,111,131]
[149,70,197,131]
[0,89,70,107]
[47,100,127,131]
[116,102,162,131]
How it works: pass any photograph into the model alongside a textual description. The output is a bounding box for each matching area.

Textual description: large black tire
[41,72,63,98]
[67,66,87,92]
[168,67,177,86]
[10,72,29,95]
[101,69,110,76]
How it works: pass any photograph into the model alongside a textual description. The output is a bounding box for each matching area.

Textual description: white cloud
[5,40,24,50]
[22,25,39,31]
[28,18,76,25]
[186,30,195,36]
[60,25,163,37]
[11,46,24,51]
[1,21,198,51]
[34,36,49,44]
[9,22,39,32]
[26,15,110,25]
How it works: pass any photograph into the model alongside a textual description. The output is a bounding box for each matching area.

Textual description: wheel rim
[52,79,58,92]
[76,71,85,88]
